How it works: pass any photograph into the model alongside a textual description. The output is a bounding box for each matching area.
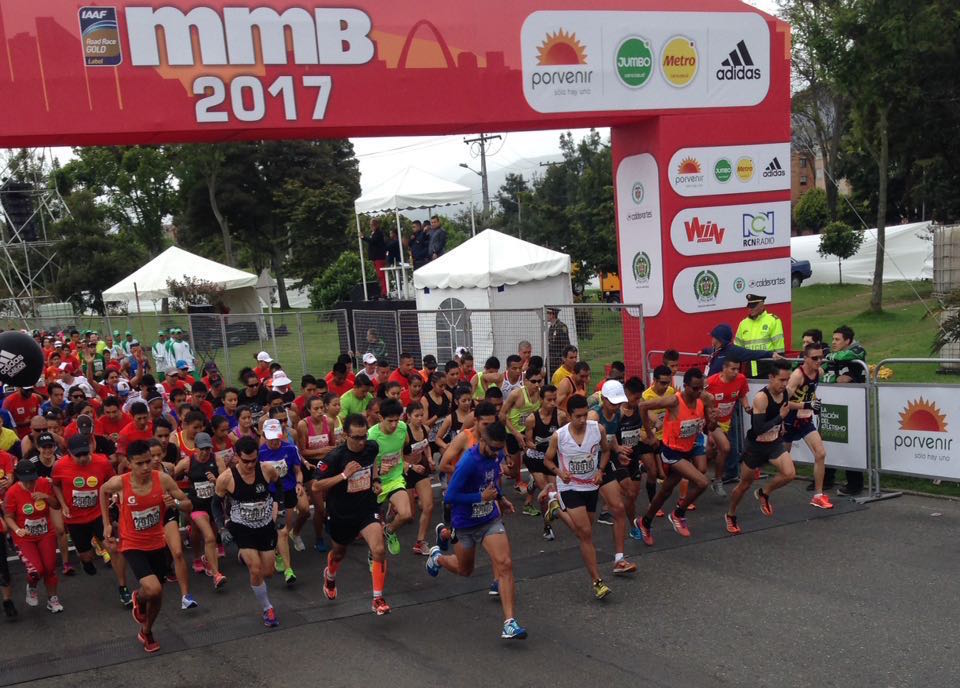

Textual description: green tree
[818,220,864,285]
[496,173,530,238]
[793,188,829,233]
[170,144,235,266]
[309,250,375,310]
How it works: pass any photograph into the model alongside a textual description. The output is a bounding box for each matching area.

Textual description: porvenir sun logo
[677,157,701,175]
[899,398,948,432]
[537,30,588,66]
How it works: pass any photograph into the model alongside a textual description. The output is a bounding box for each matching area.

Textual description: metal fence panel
[353,310,400,368]
[544,304,646,383]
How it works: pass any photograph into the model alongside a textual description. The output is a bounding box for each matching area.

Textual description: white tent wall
[415,286,493,363]
[487,275,577,352]
[791,222,933,286]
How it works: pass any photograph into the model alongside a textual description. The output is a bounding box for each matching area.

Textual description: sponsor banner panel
[616,154,663,317]
[521,10,770,113]
[670,200,790,256]
[878,386,960,480]
[668,143,790,197]
[673,258,789,314]
[744,381,868,470]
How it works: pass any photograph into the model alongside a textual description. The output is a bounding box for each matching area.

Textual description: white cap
[601,379,628,405]
[116,379,131,394]
[58,362,69,371]
[272,370,292,387]
[256,351,273,363]
[263,419,283,440]
[362,352,377,365]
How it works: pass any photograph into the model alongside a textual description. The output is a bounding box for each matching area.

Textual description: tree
[793,188,829,234]
[165,276,226,312]
[171,145,235,266]
[309,250,375,310]
[496,173,530,238]
[818,221,864,285]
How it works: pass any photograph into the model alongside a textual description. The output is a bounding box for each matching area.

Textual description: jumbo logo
[894,398,953,451]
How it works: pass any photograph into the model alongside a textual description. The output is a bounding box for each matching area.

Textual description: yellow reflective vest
[735,311,784,375]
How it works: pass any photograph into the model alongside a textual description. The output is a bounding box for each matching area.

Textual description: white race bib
[272,460,288,478]
[72,489,98,509]
[193,481,214,499]
[379,453,401,475]
[679,418,703,439]
[24,517,48,536]
[470,501,494,519]
[347,466,372,493]
[132,506,161,531]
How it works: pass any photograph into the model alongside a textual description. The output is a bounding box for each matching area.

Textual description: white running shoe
[25,585,39,607]
[290,532,305,552]
[46,596,64,614]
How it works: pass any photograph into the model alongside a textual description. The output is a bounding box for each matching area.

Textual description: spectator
[823,325,867,497]
[362,217,388,297]
[734,293,785,377]
[546,308,571,377]
[428,215,446,260]
[409,220,431,266]
[703,324,776,376]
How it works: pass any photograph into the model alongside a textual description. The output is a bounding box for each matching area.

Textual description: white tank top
[556,420,601,492]
[501,374,523,398]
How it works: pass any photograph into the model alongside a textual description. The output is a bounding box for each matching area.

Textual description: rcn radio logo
[716,40,761,81]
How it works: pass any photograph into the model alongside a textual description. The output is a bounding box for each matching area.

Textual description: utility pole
[463,133,501,215]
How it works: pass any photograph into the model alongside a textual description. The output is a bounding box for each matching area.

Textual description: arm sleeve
[751,411,782,437]
[443,456,483,505]
[729,345,774,362]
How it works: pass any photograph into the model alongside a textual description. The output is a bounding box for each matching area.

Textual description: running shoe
[384,527,400,555]
[192,558,205,575]
[412,540,431,556]
[132,590,146,624]
[274,553,285,573]
[262,607,279,627]
[711,480,727,497]
[138,630,160,653]
[217,543,225,558]
[592,579,611,600]
[46,596,64,614]
[810,494,834,510]
[501,618,528,640]
[753,468,762,481]
[3,599,16,621]
[612,559,637,575]
[542,523,555,541]
[25,585,38,607]
[62,562,76,576]
[634,517,654,546]
[289,532,306,552]
[426,546,442,577]
[82,560,97,576]
[667,511,691,537]
[522,504,541,517]
[118,586,133,608]
[371,596,391,615]
[284,568,297,586]
[93,538,109,561]
[596,511,614,525]
[435,522,450,552]
[755,487,773,516]
[836,486,859,497]
[181,594,198,610]
[165,573,178,584]
[724,514,742,535]
[314,538,330,554]
[213,572,227,590]
[656,509,665,518]
[514,480,528,493]
[202,555,214,577]
[322,567,337,600]
[628,526,645,541]
[544,498,562,523]
[488,580,500,596]
[687,502,697,511]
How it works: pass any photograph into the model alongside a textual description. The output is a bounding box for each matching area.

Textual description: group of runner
[0,327,841,649]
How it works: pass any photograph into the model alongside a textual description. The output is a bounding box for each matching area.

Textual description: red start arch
[0,0,792,359]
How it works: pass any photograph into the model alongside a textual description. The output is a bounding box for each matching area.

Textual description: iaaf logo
[684,217,725,244]
[716,40,761,81]
[123,6,375,67]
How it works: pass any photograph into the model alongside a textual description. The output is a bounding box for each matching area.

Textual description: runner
[403,402,434,555]
[543,396,615,599]
[147,437,196,610]
[210,416,235,466]
[100,441,193,652]
[784,344,833,510]
[295,396,338,553]
[642,365,675,519]
[557,361,590,413]
[215,436,282,627]
[229,406,258,444]
[471,356,501,401]
[259,419,307,586]
[312,413,391,615]
[704,359,750,497]
[173,432,227,588]
[3,459,63,613]
[634,369,716,543]
[368,399,413,556]
[523,383,565,541]
[0,448,16,619]
[422,372,451,461]
[214,387,240,430]
[725,360,797,533]
[500,366,543,496]
[500,354,524,399]
[435,385,475,452]
[426,421,526,640]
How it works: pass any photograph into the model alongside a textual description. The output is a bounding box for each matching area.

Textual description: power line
[462,133,502,215]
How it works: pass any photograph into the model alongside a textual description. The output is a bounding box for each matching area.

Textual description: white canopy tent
[413,229,574,362]
[354,167,473,300]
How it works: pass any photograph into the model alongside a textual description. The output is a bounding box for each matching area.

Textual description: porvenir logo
[716,40,761,81]
[616,36,653,88]
[714,159,732,183]
[661,36,698,88]
[694,269,719,302]
[532,29,592,90]
[675,157,704,186]
[736,156,754,182]
[895,398,953,451]
[632,251,652,284]
[631,182,645,204]
[763,157,786,178]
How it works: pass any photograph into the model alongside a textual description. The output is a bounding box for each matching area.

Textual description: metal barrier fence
[546,304,647,383]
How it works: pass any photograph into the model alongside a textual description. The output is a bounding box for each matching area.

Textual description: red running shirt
[118,471,167,552]
[705,373,750,424]
[51,453,115,525]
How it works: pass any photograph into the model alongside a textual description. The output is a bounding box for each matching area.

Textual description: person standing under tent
[362,218,388,297]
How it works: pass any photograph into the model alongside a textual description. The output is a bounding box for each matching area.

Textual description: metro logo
[125,6,375,67]
[684,217,724,244]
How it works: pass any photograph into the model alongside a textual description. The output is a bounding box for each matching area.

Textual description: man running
[784,344,833,510]
[705,359,750,497]
[500,365,543,496]
[608,378,659,542]
[368,399,413,556]
[725,360,797,533]
[426,421,526,640]
[312,413,391,615]
[101,440,192,653]
[523,383,565,540]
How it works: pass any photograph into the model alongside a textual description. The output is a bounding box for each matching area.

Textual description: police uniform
[734,294,784,377]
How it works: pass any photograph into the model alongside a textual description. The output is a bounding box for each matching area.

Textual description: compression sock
[371,559,386,598]
[251,583,272,611]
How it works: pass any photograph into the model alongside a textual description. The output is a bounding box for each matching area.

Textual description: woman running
[174,432,227,589]
[295,396,339,553]
[404,402,434,555]
[229,406,259,445]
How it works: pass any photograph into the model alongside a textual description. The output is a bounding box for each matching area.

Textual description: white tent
[791,221,934,285]
[102,246,262,316]
[413,229,574,362]
[354,167,473,299]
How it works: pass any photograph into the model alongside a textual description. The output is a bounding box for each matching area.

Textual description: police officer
[734,294,784,378]
[546,307,570,377]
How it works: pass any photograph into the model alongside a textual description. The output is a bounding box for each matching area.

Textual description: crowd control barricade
[873,358,960,497]
[547,304,646,383]
[645,349,709,389]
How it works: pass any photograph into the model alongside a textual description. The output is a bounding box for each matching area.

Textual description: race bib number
[24,517,48,536]
[756,425,782,442]
[797,408,814,419]
[470,501,494,519]
[132,506,161,531]
[308,433,329,450]
[717,401,735,417]
[72,489,98,510]
[565,452,596,478]
[409,439,429,460]
[620,428,643,448]
[347,466,372,493]
[237,500,270,524]
[379,453,401,475]
[215,449,234,464]
[333,426,343,444]
[525,448,545,460]
[679,418,704,439]
[193,481,214,499]
[272,460,288,478]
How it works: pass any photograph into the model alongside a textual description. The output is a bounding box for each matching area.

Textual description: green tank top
[473,374,498,401]
[508,386,541,433]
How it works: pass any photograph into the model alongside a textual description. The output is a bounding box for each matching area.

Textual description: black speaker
[349,281,380,302]
[0,180,37,242]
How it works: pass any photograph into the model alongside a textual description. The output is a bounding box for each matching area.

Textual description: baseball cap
[76,414,94,435]
[116,379,131,395]
[130,339,140,347]
[263,419,283,440]
[58,362,69,371]
[54,340,63,348]
[14,459,39,482]
[256,351,273,363]
[600,380,628,405]
[362,352,377,365]
[166,366,179,375]
[125,330,132,336]
[67,434,91,456]
[204,362,219,372]
[546,307,560,315]
[157,330,165,336]
[194,432,213,449]
[176,359,188,370]
[112,330,120,337]
[272,370,292,387]
[37,431,57,448]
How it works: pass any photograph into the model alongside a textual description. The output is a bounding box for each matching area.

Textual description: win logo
[716,40,761,81]
[684,217,725,244]
[763,157,786,178]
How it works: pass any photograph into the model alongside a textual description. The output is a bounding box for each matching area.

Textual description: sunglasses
[809,355,823,361]
[527,378,543,384]
[347,433,367,441]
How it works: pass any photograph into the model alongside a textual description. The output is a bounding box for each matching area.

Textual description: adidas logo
[0,349,25,378]
[716,40,762,81]
[763,157,786,178]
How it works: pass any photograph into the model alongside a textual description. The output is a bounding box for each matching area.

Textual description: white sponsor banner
[668,143,790,197]
[520,11,770,114]
[744,381,868,470]
[878,386,960,480]
[670,201,791,256]
[616,153,663,317]
[672,258,790,314]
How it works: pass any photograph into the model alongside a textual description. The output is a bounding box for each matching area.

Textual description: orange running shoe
[724,514,742,535]
[754,488,773,516]
[667,511,691,537]
[810,494,835,510]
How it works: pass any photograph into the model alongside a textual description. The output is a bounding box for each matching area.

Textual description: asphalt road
[2,482,957,688]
